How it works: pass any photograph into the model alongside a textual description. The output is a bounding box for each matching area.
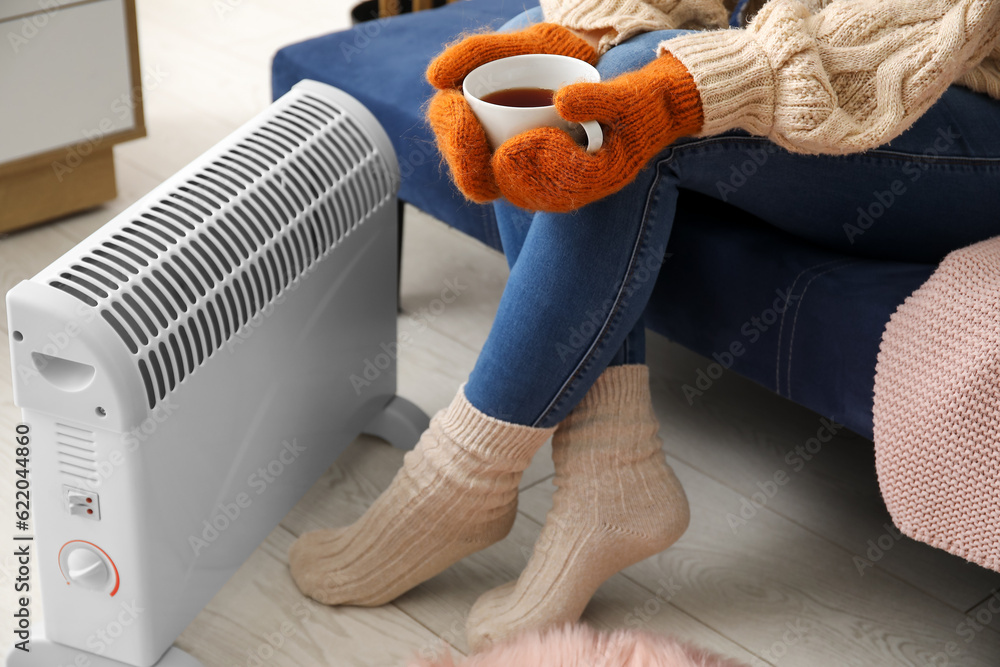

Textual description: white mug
[463,54,603,154]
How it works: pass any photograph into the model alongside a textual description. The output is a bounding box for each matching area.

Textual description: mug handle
[579,120,603,154]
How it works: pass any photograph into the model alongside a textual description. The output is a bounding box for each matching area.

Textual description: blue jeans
[463,8,1000,428]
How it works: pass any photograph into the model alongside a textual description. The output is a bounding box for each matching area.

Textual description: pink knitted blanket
[874,235,1000,572]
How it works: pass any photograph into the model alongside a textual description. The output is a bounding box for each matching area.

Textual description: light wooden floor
[3,1,1000,665]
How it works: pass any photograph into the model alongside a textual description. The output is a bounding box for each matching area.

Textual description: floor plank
[393,509,764,665]
[277,434,760,665]
[115,94,247,183]
[519,459,1000,666]
[135,0,345,73]
[645,332,1000,613]
[966,591,1000,637]
[399,206,509,356]
[177,522,446,667]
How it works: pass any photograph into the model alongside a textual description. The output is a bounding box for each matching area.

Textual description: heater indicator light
[64,486,101,521]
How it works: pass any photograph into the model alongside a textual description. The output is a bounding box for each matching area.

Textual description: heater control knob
[66,546,109,589]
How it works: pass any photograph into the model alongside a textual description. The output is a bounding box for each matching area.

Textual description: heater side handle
[363,395,429,451]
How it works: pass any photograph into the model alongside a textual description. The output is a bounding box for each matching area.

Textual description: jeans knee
[597,29,698,79]
[499,7,544,32]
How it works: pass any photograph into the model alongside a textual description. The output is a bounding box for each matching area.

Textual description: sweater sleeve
[659,0,1000,154]
[540,0,730,53]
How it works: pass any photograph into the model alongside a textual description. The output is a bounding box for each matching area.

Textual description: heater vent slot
[55,423,99,485]
[45,90,394,410]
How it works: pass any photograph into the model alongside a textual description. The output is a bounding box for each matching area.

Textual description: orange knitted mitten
[426,23,598,90]
[426,23,599,203]
[492,53,703,213]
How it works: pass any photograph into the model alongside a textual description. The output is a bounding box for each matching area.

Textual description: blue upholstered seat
[272,0,936,439]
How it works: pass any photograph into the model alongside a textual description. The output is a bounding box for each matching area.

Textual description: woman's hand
[492,53,704,213]
[426,23,599,203]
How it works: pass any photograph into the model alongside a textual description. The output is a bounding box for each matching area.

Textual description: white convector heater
[4,80,428,667]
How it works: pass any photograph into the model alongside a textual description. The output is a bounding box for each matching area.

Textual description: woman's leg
[496,6,544,32]
[493,201,646,369]
[493,7,647,371]
[466,29,700,428]
[660,87,1000,263]
[464,31,703,649]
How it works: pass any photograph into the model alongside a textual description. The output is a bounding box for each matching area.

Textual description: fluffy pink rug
[408,624,750,667]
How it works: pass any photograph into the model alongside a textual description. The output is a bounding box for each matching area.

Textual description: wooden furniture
[0,0,145,234]
[378,0,459,19]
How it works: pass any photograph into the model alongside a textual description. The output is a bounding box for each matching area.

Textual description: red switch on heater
[64,485,101,521]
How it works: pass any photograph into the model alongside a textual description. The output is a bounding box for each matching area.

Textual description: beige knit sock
[465,365,689,651]
[288,387,554,607]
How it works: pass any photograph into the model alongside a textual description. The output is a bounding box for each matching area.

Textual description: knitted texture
[410,624,749,667]
[466,365,690,651]
[873,236,1000,573]
[491,53,703,212]
[540,0,729,54]
[288,387,555,606]
[425,23,598,203]
[427,90,500,203]
[426,23,599,90]
[658,0,1000,154]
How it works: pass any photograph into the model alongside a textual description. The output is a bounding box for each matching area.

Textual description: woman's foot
[289,388,553,606]
[466,365,689,651]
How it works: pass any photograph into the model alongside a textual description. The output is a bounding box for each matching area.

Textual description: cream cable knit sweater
[541,0,1000,154]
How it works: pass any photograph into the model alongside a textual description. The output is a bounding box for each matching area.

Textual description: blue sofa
[272,0,937,440]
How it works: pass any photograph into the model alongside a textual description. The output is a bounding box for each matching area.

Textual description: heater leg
[364,394,429,451]
[397,198,406,314]
[5,636,203,667]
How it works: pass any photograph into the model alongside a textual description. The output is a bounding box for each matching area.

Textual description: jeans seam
[774,258,853,396]
[856,148,1000,166]
[783,260,860,400]
[669,134,1000,166]
[531,165,667,427]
